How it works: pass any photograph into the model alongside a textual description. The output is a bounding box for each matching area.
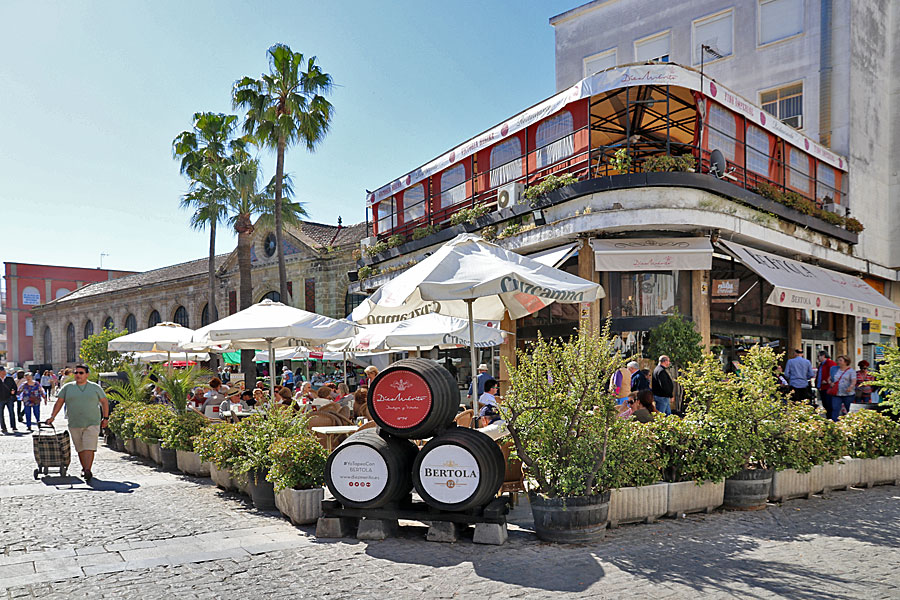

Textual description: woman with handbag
[827,355,857,421]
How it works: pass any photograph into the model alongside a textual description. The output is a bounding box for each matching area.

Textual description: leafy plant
[611,147,632,172]
[411,224,440,240]
[161,410,208,451]
[872,345,900,416]
[650,413,743,483]
[480,225,497,241]
[844,217,864,233]
[497,222,523,240]
[752,182,864,233]
[837,410,900,459]
[108,401,140,440]
[643,154,696,173]
[194,421,241,469]
[79,329,128,373]
[134,404,175,443]
[106,363,154,405]
[268,433,329,491]
[646,311,703,370]
[501,318,625,497]
[152,365,209,413]
[523,173,578,204]
[601,421,663,489]
[229,406,309,479]
[386,234,406,248]
[357,265,378,280]
[449,203,491,226]
[364,240,389,257]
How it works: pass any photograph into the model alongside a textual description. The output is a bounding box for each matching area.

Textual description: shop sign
[370,370,432,429]
[869,319,882,334]
[22,291,41,305]
[875,346,885,362]
[712,279,740,303]
[417,445,480,504]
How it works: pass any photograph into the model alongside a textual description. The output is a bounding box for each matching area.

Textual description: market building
[352,0,900,389]
[30,220,366,369]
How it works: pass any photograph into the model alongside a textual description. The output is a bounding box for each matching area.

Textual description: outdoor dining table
[311,425,359,452]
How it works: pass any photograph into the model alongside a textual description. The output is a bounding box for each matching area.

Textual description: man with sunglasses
[46,364,109,483]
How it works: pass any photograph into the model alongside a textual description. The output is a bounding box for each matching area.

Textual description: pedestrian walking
[20,372,46,430]
[40,370,52,404]
[15,371,27,423]
[784,348,814,404]
[281,366,294,391]
[467,363,491,400]
[816,351,837,417]
[610,361,639,405]
[50,370,59,396]
[856,360,875,403]
[827,355,856,421]
[46,364,109,483]
[651,355,674,416]
[0,367,19,433]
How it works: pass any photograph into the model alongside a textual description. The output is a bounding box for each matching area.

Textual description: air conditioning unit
[497,182,524,210]
[782,114,803,130]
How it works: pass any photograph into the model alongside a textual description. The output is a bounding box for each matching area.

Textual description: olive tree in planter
[269,432,329,525]
[837,410,900,487]
[501,320,625,543]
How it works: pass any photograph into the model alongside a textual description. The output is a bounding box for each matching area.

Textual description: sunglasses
[74,371,87,375]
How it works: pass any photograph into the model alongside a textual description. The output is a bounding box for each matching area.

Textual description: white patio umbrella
[107,322,198,372]
[131,351,210,364]
[351,233,603,416]
[192,299,359,400]
[327,313,506,352]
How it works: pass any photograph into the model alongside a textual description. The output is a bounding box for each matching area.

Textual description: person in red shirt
[816,351,837,417]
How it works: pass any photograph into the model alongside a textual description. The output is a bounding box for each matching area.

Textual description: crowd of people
[0,366,78,433]
[783,348,878,421]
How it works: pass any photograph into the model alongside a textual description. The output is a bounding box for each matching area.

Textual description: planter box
[124,438,137,455]
[147,442,162,465]
[275,487,324,525]
[134,439,149,458]
[857,456,900,488]
[210,464,237,491]
[666,480,725,517]
[530,492,610,543]
[246,469,277,511]
[608,483,668,528]
[820,458,860,492]
[769,466,824,502]
[175,449,211,477]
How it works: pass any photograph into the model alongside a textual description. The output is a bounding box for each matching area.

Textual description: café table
[311,425,359,452]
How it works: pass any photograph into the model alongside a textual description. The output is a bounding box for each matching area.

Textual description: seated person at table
[478,379,502,426]
[202,378,227,411]
[189,387,206,408]
[277,387,295,408]
[630,389,659,423]
[252,388,267,406]
[294,381,315,404]
[312,386,333,408]
[241,389,256,408]
[353,388,369,420]
[219,393,250,415]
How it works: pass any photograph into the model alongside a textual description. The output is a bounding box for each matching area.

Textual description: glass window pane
[535,111,574,169]
[402,184,426,222]
[708,104,737,161]
[440,164,466,209]
[617,272,676,317]
[694,11,734,64]
[760,0,803,45]
[788,147,811,193]
[746,125,770,175]
[489,138,523,187]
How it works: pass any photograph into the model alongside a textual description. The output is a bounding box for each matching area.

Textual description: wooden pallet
[321,494,510,525]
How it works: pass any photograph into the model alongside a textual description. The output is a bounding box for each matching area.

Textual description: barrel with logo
[412,425,506,512]
[367,358,458,439]
[325,429,419,509]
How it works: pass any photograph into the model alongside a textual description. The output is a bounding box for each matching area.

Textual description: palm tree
[224,150,306,383]
[173,112,242,370]
[233,44,333,301]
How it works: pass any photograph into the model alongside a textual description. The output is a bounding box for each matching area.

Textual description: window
[708,104,737,161]
[201,303,218,326]
[173,306,188,328]
[228,292,237,315]
[43,326,52,363]
[759,0,803,45]
[263,233,277,257]
[376,197,395,233]
[489,138,523,188]
[401,183,426,223]
[124,314,137,333]
[261,291,280,303]
[535,111,574,169]
[816,164,837,204]
[787,147,811,193]
[345,292,368,317]
[693,10,734,64]
[148,310,161,327]
[635,31,670,62]
[305,278,316,312]
[21,286,40,306]
[616,273,677,317]
[25,318,33,337]
[761,83,802,129]
[66,323,76,362]
[84,320,94,339]
[584,48,617,77]
[439,164,466,209]
[55,288,71,300]
[746,124,771,175]
[103,316,114,330]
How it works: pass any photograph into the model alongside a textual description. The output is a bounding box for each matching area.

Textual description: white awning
[590,237,713,271]
[527,242,579,268]
[720,240,900,322]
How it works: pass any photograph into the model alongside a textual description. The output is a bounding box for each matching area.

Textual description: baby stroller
[32,422,71,479]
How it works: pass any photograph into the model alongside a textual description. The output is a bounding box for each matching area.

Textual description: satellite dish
[709,149,727,178]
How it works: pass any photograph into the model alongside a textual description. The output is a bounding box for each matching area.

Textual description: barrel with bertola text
[412,425,506,512]
[325,429,419,509]
[366,358,459,439]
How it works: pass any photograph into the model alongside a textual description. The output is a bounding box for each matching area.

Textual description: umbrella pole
[167,351,172,375]
[268,339,276,402]
[467,299,478,428]
[342,351,348,387]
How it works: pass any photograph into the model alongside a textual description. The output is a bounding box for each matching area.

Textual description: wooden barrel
[367,358,458,439]
[412,425,505,511]
[325,429,418,509]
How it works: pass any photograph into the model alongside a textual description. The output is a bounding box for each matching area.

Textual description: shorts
[70,425,101,452]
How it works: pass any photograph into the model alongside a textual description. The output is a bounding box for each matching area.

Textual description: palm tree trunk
[274,139,288,302]
[207,220,218,372]
[237,224,256,386]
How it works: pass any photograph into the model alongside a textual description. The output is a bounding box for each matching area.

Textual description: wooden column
[691,270,711,350]
[835,314,848,357]
[578,237,602,331]
[498,314,516,396]
[787,308,803,353]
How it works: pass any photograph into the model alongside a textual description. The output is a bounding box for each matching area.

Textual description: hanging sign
[712,279,740,303]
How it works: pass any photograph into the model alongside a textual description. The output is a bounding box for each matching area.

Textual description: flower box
[175,449,211,477]
[124,438,137,455]
[666,480,725,517]
[769,465,824,502]
[820,458,860,492]
[275,487,324,525]
[135,439,149,458]
[857,456,900,488]
[608,482,668,528]
[210,464,237,491]
[147,441,162,465]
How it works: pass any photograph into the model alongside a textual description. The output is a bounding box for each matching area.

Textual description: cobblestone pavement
[2,410,900,599]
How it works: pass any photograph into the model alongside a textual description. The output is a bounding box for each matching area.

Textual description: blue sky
[0,0,579,274]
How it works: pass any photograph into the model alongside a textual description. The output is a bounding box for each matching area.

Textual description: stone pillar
[578,237,602,331]
[498,314,516,396]
[835,314,848,357]
[691,270,711,350]
[787,308,802,353]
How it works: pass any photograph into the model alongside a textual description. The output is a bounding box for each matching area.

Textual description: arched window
[489,138,522,188]
[84,320,94,339]
[261,291,281,303]
[148,310,161,327]
[103,316,114,330]
[125,314,137,333]
[21,286,41,306]
[55,288,71,300]
[43,327,52,364]
[401,183,426,223]
[201,303,218,326]
[66,323,76,363]
[440,164,466,209]
[708,104,737,162]
[173,306,189,327]
[535,111,574,169]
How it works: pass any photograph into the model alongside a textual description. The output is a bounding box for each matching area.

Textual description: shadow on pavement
[39,475,140,493]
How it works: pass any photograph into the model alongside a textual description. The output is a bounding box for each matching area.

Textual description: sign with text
[712,279,740,303]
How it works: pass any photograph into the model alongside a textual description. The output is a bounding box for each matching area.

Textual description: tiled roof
[40,254,230,306]
[290,221,368,249]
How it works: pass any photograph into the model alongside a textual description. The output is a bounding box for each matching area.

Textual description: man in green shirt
[47,364,109,483]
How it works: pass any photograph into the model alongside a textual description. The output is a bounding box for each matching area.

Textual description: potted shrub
[604,421,667,528]
[135,404,175,466]
[154,365,209,474]
[502,320,625,543]
[837,410,900,487]
[195,422,241,492]
[270,432,329,525]
[108,401,141,455]
[107,401,134,453]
